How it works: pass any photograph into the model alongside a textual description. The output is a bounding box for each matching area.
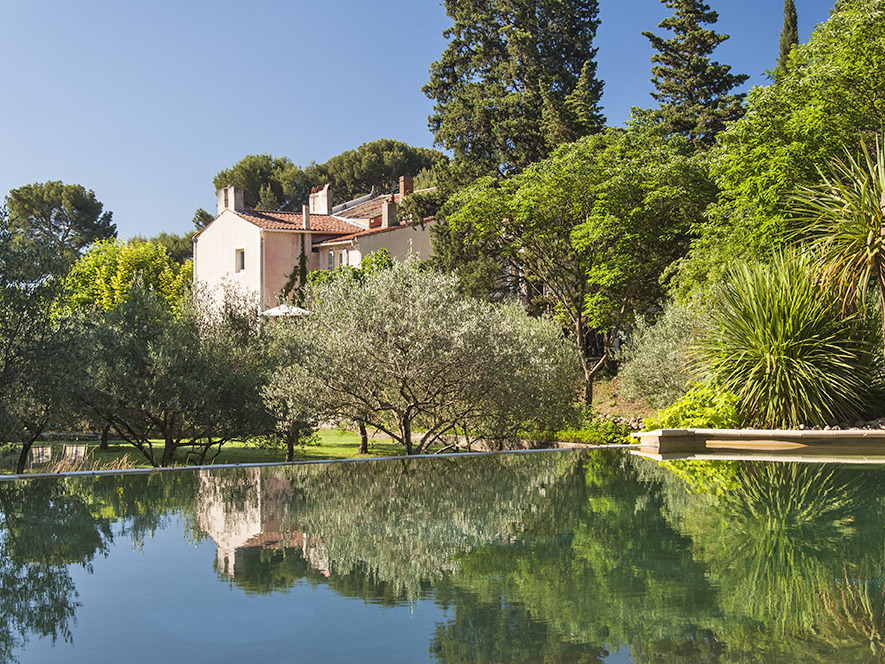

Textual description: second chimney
[381,197,398,228]
[302,204,310,230]
[399,175,414,200]
[309,183,332,214]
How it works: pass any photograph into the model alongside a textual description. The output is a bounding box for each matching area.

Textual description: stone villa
[193,176,434,310]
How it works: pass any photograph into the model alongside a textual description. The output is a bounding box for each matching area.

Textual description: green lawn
[0,428,410,475]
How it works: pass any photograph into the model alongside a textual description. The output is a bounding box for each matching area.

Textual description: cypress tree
[424,0,605,177]
[642,0,748,146]
[776,0,799,78]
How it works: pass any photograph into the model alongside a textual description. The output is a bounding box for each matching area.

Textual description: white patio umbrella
[260,304,312,317]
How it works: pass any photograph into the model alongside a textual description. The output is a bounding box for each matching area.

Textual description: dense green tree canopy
[212,154,308,211]
[424,0,605,176]
[308,138,446,204]
[210,140,446,214]
[132,231,195,264]
[675,0,885,296]
[61,239,192,313]
[439,121,716,400]
[642,0,748,145]
[5,181,115,257]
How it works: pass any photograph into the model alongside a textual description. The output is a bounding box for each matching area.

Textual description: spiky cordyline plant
[790,137,885,362]
[698,252,881,428]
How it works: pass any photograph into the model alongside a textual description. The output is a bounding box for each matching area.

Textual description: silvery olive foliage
[82,284,273,467]
[618,302,705,409]
[267,258,580,454]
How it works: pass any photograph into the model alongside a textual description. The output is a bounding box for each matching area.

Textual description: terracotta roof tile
[236,209,363,234]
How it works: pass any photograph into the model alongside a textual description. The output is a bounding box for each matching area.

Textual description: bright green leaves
[61,239,192,314]
[682,0,885,295]
[441,122,716,395]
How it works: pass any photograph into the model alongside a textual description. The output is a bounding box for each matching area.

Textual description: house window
[339,250,347,267]
[327,250,334,270]
[235,248,245,273]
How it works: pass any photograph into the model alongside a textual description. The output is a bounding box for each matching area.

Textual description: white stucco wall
[355,220,436,263]
[193,210,263,304]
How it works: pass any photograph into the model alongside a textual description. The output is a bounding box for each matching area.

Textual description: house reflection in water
[194,468,330,579]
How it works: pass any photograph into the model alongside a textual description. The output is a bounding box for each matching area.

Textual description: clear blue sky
[0,0,835,239]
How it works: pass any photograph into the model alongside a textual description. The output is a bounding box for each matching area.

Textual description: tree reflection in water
[0,471,198,662]
[6,452,885,662]
[0,479,110,661]
[193,453,586,599]
[189,453,885,662]
[659,459,885,663]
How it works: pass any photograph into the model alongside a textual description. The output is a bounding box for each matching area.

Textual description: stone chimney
[381,197,398,228]
[399,175,414,200]
[309,184,332,215]
[302,204,310,230]
[216,185,244,215]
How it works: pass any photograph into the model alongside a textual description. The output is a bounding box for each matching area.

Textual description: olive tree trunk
[15,425,45,475]
[358,420,369,455]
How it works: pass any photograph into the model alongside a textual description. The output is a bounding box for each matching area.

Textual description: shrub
[697,252,882,428]
[618,302,704,408]
[556,413,634,446]
[645,382,743,430]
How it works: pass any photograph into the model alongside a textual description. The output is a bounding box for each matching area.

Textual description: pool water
[1,449,883,662]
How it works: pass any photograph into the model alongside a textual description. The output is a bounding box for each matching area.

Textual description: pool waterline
[0,443,643,482]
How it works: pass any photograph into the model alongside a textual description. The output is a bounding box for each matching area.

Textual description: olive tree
[81,287,273,467]
[0,213,85,473]
[267,259,579,454]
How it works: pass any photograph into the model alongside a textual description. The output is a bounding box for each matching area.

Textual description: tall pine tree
[424,0,605,177]
[776,0,799,78]
[642,0,748,146]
